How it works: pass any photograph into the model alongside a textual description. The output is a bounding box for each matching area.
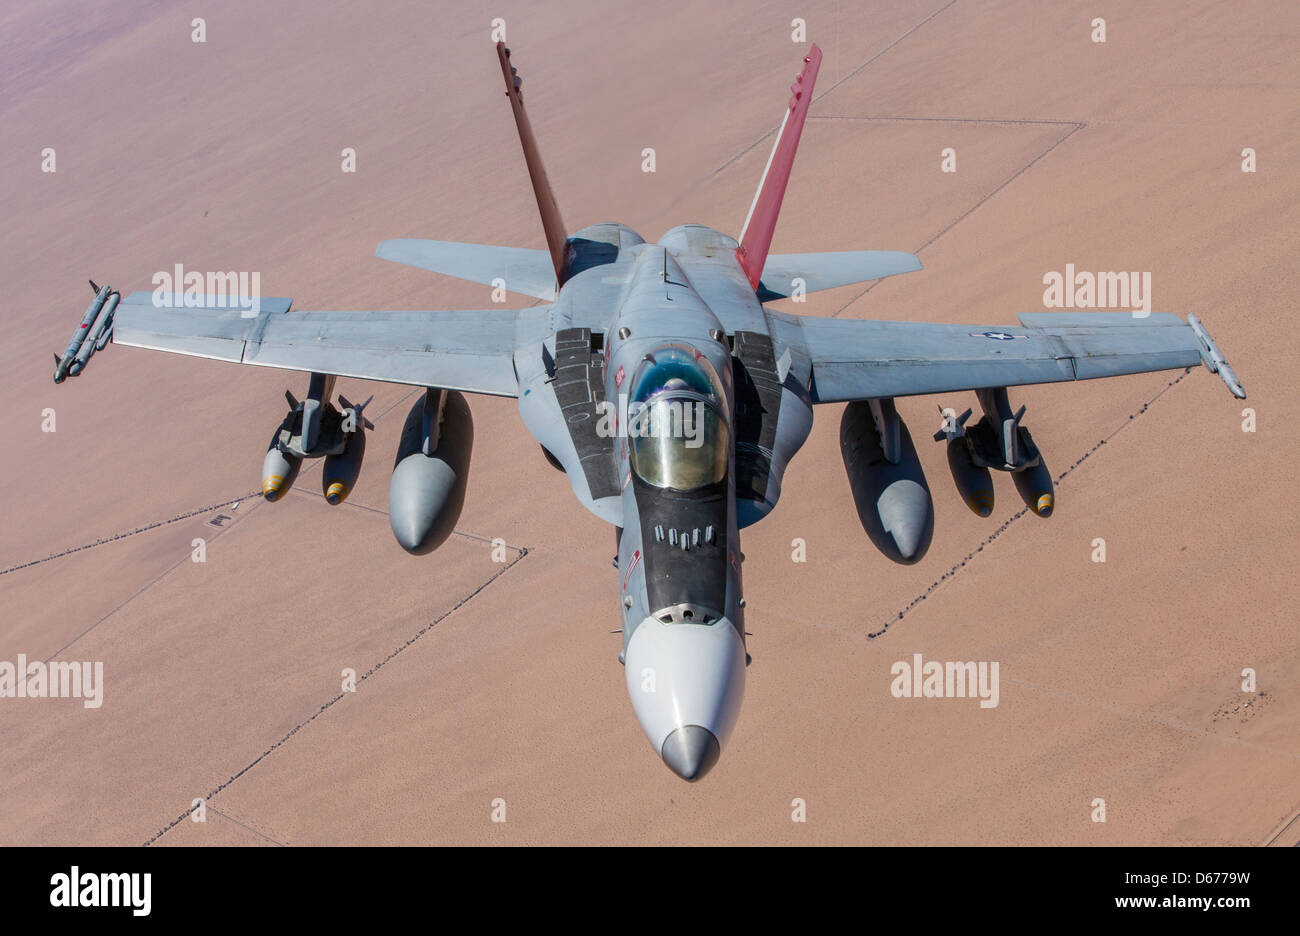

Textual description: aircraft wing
[110,291,532,398]
[788,311,1245,402]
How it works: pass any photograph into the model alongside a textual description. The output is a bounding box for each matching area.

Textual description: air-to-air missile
[1188,314,1247,400]
[53,281,118,383]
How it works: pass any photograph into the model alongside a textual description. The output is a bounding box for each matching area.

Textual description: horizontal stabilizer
[758,250,921,300]
[376,239,557,300]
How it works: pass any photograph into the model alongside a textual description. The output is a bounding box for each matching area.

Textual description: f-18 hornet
[56,42,1245,781]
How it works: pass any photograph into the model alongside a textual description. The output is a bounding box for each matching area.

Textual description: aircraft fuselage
[516,222,816,780]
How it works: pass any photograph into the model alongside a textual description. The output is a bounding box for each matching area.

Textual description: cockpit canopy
[628,345,726,404]
[627,346,730,492]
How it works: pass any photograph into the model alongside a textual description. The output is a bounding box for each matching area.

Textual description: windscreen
[627,346,729,491]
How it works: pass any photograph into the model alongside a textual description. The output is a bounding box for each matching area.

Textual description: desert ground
[1,0,1296,845]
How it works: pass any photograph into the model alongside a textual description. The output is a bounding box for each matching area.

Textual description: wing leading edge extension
[109,291,537,398]
[785,311,1245,402]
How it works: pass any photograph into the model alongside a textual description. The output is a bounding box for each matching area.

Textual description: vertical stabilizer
[736,44,823,290]
[496,42,569,287]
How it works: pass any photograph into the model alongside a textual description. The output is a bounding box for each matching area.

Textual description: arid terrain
[1,0,1296,845]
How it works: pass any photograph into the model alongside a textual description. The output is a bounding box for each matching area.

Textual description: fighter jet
[57,42,1245,781]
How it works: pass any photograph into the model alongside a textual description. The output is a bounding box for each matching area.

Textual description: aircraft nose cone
[660,725,720,782]
[624,617,745,779]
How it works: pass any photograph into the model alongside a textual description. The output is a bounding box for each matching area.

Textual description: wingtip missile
[71,290,119,375]
[1187,314,1246,400]
[54,282,115,383]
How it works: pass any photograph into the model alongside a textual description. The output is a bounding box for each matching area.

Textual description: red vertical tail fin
[496,42,570,287]
[736,44,823,291]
